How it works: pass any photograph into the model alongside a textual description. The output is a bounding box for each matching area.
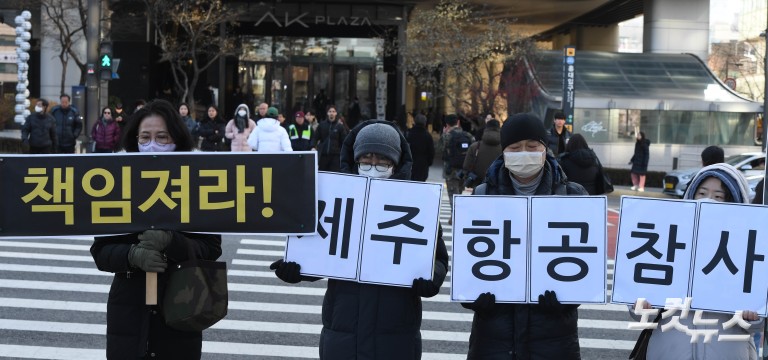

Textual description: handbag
[162,241,228,332]
[628,312,662,360]
[593,150,614,194]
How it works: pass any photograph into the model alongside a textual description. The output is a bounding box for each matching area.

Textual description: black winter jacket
[198,117,226,151]
[50,105,82,147]
[630,138,651,174]
[405,124,435,182]
[314,119,347,156]
[468,156,585,360]
[558,149,601,195]
[90,231,222,359]
[310,120,448,360]
[545,125,571,157]
[21,113,57,148]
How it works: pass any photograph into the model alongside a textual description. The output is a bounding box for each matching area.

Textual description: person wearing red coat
[91,106,121,152]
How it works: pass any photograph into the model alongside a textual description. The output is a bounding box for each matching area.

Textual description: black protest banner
[0,152,316,236]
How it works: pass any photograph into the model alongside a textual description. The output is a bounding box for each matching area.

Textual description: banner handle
[146,272,157,305]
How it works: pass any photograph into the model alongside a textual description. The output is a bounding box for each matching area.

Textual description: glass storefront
[236,36,381,120]
[572,108,759,146]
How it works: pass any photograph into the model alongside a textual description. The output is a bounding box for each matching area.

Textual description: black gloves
[412,278,441,298]
[537,290,566,313]
[128,244,167,272]
[462,292,496,314]
[270,259,303,284]
[137,230,173,251]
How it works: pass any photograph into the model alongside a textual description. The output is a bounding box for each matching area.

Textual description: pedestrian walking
[21,98,57,154]
[545,111,572,157]
[463,113,587,360]
[313,105,347,172]
[558,133,602,195]
[49,93,82,153]
[225,104,257,152]
[438,114,475,217]
[90,99,222,359]
[198,105,226,152]
[462,118,501,188]
[629,131,651,191]
[630,162,763,360]
[287,111,314,151]
[406,114,434,182]
[270,120,448,359]
[247,106,292,152]
[91,106,121,153]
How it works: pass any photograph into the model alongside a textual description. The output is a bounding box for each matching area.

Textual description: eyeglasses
[358,163,393,172]
[103,111,111,114]
[137,133,172,145]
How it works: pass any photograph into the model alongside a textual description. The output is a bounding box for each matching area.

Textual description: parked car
[663,152,766,198]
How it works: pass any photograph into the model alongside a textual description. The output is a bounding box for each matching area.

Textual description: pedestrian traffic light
[99,42,113,81]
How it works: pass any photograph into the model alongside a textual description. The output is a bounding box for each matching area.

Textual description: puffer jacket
[630,138,651,174]
[226,104,256,152]
[21,112,57,148]
[467,156,586,360]
[558,148,600,195]
[313,119,347,155]
[92,118,121,151]
[90,231,222,359]
[306,120,447,360]
[198,117,226,152]
[247,117,292,152]
[463,125,501,184]
[50,105,82,147]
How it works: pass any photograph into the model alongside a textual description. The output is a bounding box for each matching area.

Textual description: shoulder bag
[162,240,228,332]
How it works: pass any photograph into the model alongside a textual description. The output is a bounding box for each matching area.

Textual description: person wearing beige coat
[225,103,257,152]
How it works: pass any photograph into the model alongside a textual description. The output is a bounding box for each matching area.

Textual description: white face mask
[138,140,176,153]
[358,165,393,179]
[34,106,43,113]
[695,197,718,203]
[504,151,545,178]
[237,110,246,117]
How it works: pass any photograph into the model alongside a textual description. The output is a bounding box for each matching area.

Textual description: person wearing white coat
[247,106,292,152]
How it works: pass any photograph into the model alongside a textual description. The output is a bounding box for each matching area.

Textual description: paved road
[0,188,640,360]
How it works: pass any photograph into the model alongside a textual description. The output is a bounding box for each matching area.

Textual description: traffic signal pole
[84,0,100,152]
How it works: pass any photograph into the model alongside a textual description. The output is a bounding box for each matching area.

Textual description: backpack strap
[474,183,487,195]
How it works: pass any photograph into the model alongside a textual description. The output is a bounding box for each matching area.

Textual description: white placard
[285,172,369,280]
[358,179,443,287]
[451,195,529,303]
[611,197,697,307]
[690,202,768,315]
[529,196,607,304]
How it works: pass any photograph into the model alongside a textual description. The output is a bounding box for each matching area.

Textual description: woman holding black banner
[463,113,587,359]
[90,99,222,359]
[270,120,449,359]
[629,162,762,360]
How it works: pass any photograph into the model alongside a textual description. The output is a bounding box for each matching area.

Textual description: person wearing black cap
[270,120,448,359]
[438,114,476,216]
[287,111,314,151]
[546,111,572,156]
[463,113,587,360]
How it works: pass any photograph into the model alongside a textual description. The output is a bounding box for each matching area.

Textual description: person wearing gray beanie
[353,123,402,166]
[463,112,588,360]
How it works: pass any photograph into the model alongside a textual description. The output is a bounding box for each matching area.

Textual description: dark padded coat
[21,113,57,148]
[558,149,600,195]
[630,138,651,174]
[309,119,448,360]
[405,123,435,182]
[90,231,222,359]
[467,155,586,360]
[49,105,82,147]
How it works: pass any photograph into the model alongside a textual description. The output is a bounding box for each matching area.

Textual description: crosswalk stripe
[237,249,285,257]
[0,345,103,360]
[0,241,91,251]
[240,239,287,246]
[232,259,274,267]
[0,251,93,262]
[0,263,107,276]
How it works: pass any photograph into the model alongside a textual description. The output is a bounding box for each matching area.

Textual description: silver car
[662,152,766,198]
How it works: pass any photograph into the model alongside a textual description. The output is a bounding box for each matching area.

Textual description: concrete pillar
[550,25,618,52]
[643,0,710,61]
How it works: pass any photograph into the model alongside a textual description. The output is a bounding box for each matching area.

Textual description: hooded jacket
[629,162,762,360]
[21,112,57,148]
[463,123,502,184]
[311,120,448,360]
[558,148,600,195]
[226,104,257,152]
[468,155,586,360]
[247,115,292,152]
